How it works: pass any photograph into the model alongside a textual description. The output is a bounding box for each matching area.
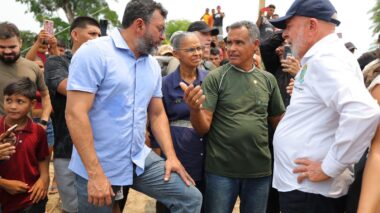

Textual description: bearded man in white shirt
[269,0,380,212]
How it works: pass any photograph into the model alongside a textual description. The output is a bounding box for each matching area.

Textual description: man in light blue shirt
[65,0,202,212]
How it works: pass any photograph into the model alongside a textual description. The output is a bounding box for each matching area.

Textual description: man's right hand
[37,30,50,46]
[87,173,115,207]
[179,82,206,110]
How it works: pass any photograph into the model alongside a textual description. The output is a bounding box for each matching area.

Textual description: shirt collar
[232,64,256,73]
[172,66,206,89]
[110,28,130,50]
[110,29,149,59]
[301,33,339,66]
[0,116,34,133]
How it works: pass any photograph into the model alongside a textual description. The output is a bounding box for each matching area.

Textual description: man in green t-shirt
[180,21,285,213]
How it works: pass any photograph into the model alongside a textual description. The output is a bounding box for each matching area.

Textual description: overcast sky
[0,0,378,56]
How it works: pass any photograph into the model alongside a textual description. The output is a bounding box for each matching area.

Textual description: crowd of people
[1,0,380,212]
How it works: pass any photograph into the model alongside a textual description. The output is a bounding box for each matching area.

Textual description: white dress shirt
[273,33,380,198]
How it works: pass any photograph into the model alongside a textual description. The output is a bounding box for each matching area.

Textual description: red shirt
[36,52,46,64]
[0,116,49,213]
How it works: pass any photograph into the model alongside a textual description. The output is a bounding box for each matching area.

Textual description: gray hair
[229,21,260,42]
[171,32,197,50]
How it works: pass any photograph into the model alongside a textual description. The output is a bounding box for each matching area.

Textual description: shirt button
[200,153,203,156]
[200,138,203,141]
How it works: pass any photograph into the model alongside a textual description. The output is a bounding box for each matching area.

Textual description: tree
[165,19,191,43]
[20,30,37,55]
[370,0,380,35]
[16,0,119,48]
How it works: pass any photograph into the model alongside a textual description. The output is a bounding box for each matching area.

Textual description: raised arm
[179,82,213,136]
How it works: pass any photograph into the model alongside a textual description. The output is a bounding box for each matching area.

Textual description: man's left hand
[293,158,331,183]
[164,157,195,187]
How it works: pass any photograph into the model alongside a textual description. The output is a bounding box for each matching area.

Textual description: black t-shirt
[213,13,224,27]
[45,52,73,159]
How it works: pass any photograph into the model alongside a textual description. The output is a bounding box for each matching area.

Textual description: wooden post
[259,0,265,10]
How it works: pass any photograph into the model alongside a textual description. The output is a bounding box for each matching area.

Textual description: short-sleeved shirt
[213,12,224,27]
[0,58,48,114]
[202,64,285,178]
[0,117,49,212]
[201,14,212,27]
[45,52,72,159]
[67,29,162,185]
[159,67,208,180]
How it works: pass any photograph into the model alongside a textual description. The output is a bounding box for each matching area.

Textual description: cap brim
[211,28,219,36]
[199,28,219,36]
[269,14,293,29]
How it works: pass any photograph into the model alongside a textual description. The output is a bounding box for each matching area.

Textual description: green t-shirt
[202,64,285,178]
[0,58,47,114]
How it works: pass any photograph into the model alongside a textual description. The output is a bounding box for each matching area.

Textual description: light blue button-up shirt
[67,29,162,185]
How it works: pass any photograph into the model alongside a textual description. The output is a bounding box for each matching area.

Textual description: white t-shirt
[273,33,380,198]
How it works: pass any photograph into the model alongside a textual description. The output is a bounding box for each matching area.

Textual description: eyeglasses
[177,46,204,54]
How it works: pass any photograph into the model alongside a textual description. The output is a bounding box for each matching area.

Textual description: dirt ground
[46,162,240,213]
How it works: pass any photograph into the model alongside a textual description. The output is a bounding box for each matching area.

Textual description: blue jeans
[33,118,54,147]
[76,151,202,213]
[205,172,270,213]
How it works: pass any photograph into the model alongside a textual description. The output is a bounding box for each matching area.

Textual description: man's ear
[134,18,146,34]
[308,18,318,33]
[18,38,23,49]
[71,30,79,42]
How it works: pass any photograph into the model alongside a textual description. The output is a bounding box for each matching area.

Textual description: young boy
[0,77,50,213]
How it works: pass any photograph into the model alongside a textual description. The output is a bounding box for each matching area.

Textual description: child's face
[4,94,34,121]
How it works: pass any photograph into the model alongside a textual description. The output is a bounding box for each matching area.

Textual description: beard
[135,31,159,55]
[290,26,307,59]
[0,52,20,64]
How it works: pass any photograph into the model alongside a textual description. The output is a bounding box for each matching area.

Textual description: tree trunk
[62,0,74,23]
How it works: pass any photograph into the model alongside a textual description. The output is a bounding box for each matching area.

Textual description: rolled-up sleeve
[310,58,380,178]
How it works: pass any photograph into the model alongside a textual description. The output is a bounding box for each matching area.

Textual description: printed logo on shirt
[297,64,307,84]
[175,98,182,104]
[293,64,307,93]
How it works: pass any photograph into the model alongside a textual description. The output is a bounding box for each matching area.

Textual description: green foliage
[370,0,380,35]
[20,30,37,55]
[15,0,120,49]
[165,19,191,43]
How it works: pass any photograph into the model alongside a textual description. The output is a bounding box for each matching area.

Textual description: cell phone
[283,45,292,60]
[261,7,269,12]
[43,20,54,36]
[2,124,17,139]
